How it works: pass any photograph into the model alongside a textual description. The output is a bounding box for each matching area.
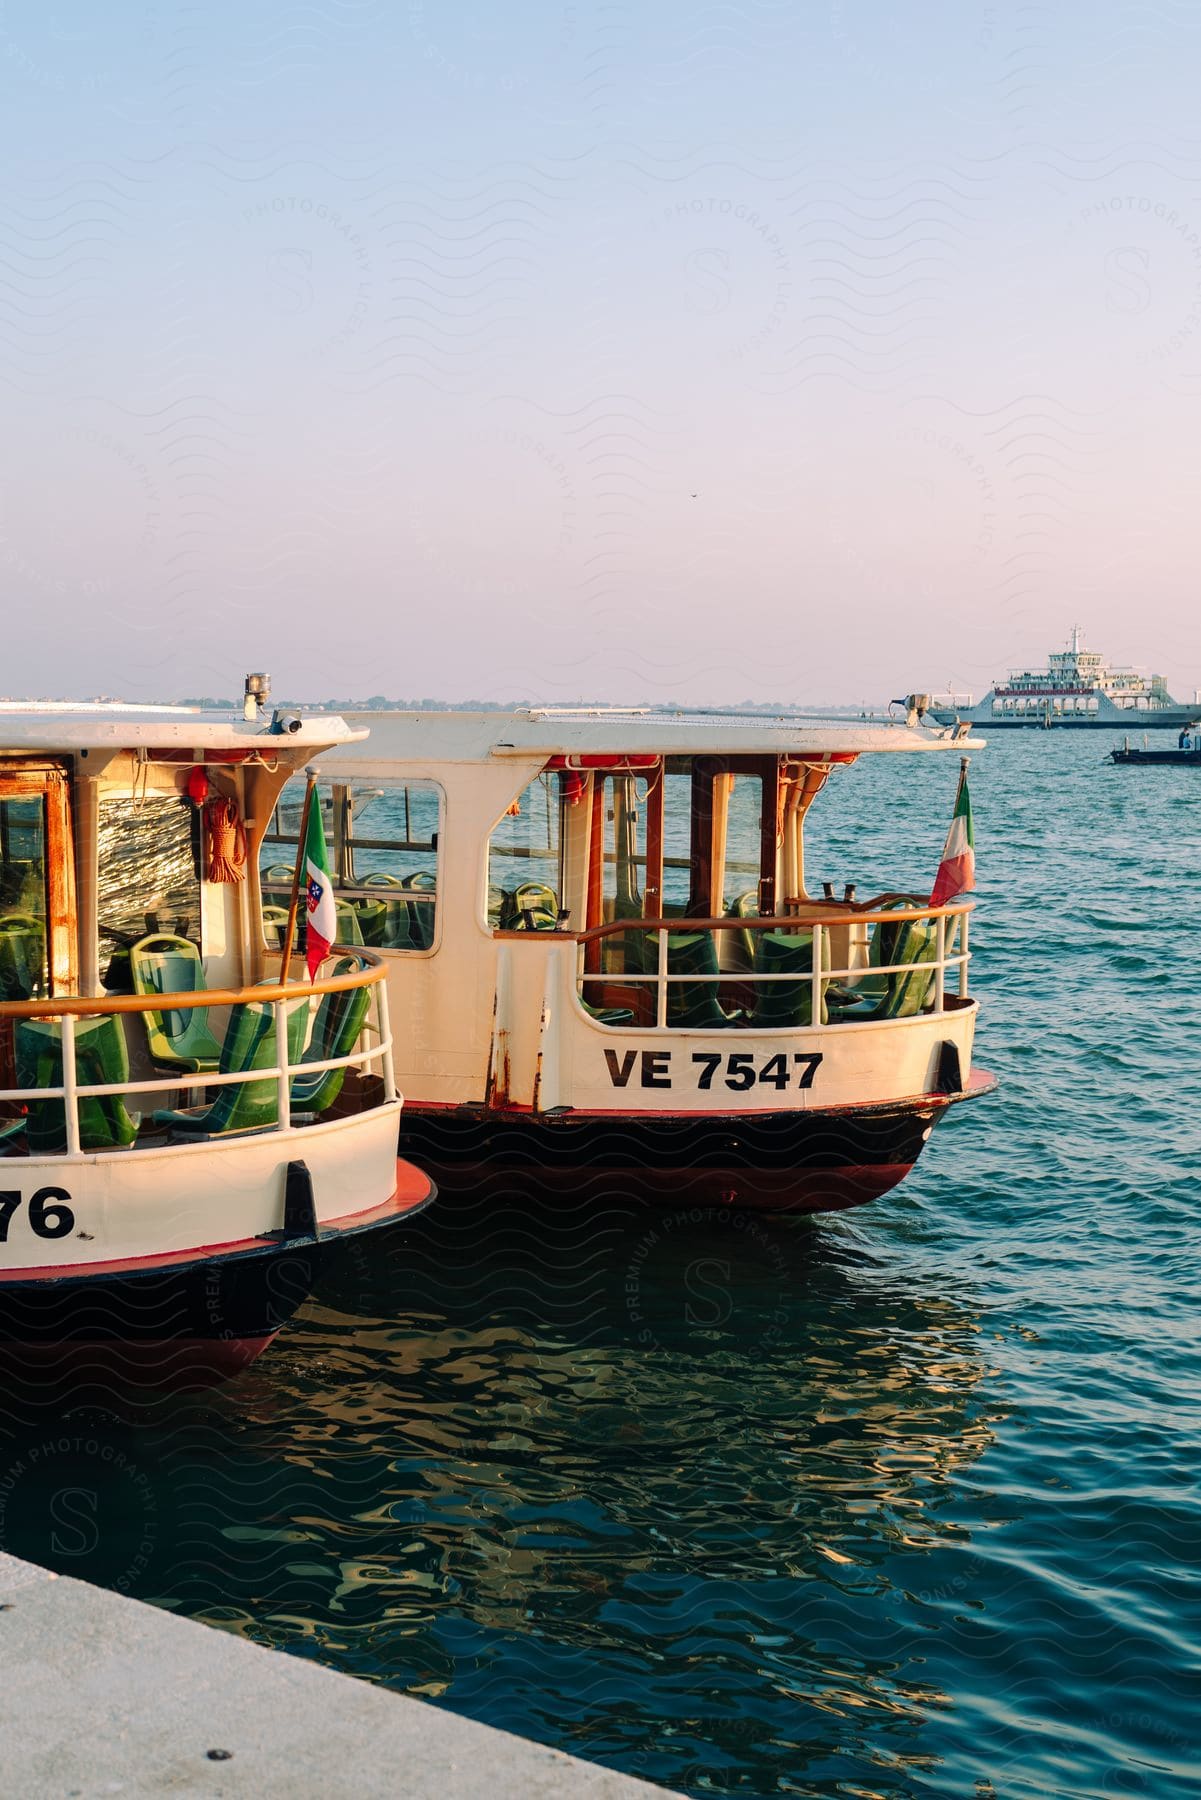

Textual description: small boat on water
[1110,727,1201,766]
[266,705,996,1213]
[0,679,434,1386]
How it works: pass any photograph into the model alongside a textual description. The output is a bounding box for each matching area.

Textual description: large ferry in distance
[929,628,1197,729]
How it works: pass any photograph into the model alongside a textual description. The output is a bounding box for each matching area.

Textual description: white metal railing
[0,951,395,1158]
[572,901,974,1031]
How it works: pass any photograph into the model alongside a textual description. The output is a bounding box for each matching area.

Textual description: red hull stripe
[0,1159,434,1285]
[407,1069,997,1122]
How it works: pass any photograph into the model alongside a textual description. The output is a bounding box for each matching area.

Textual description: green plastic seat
[351,899,387,947]
[334,900,364,947]
[0,915,46,1001]
[289,976,373,1116]
[749,930,829,1029]
[825,897,912,1008]
[510,906,560,932]
[499,881,555,931]
[381,899,415,949]
[608,893,652,976]
[152,997,295,1137]
[665,930,735,1030]
[580,997,636,1027]
[727,891,759,968]
[130,934,224,1073]
[827,917,939,1022]
[260,864,296,908]
[15,1014,139,1153]
[261,904,290,949]
[354,875,408,948]
[401,871,437,949]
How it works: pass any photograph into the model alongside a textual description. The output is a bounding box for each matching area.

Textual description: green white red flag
[930,764,975,907]
[302,793,336,980]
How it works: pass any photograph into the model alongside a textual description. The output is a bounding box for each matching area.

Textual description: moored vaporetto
[266,705,997,1211]
[0,681,434,1385]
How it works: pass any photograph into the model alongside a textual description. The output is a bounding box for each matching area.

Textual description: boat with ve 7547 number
[262,703,996,1212]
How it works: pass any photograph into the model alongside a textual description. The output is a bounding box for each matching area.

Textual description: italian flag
[930,764,975,907]
[302,793,337,980]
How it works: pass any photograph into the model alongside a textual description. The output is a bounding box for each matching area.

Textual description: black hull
[0,1241,322,1389]
[400,1083,992,1212]
[0,1163,436,1391]
[1111,749,1201,765]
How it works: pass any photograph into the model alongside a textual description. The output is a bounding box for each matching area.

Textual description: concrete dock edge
[0,1553,682,1798]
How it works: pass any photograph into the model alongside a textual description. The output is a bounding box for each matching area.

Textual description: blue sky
[2,2,1200,704]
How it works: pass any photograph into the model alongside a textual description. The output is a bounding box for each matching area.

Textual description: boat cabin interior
[0,724,391,1159]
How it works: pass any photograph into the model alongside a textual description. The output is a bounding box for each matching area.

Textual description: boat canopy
[0,702,366,759]
[326,708,981,778]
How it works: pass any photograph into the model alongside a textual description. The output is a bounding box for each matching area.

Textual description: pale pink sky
[1,3,1199,705]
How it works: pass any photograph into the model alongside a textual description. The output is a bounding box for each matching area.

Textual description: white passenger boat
[0,682,433,1384]
[268,707,995,1212]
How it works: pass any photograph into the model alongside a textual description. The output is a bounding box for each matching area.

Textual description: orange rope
[205,794,247,883]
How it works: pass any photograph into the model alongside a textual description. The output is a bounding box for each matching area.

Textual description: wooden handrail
[0,948,385,1022]
[496,898,976,946]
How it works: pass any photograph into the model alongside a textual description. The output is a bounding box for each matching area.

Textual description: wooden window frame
[0,759,78,996]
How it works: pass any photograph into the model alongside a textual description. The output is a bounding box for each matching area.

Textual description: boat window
[579,756,784,1019]
[724,773,766,917]
[487,772,565,929]
[660,768,691,909]
[262,777,441,953]
[97,794,202,954]
[601,773,649,923]
[0,796,49,999]
[661,760,770,918]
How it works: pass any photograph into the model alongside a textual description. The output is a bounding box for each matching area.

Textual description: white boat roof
[330,707,983,771]
[0,701,367,755]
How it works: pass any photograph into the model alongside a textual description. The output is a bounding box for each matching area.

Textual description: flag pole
[278,770,318,983]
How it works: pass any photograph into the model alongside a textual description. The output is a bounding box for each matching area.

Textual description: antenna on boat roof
[244,672,270,721]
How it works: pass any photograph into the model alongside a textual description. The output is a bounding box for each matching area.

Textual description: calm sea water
[4,732,1200,1798]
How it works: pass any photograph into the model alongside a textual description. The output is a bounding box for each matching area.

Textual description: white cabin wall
[357,755,549,1107]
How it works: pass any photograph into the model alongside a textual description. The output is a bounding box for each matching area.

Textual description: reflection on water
[1,1190,1004,1798]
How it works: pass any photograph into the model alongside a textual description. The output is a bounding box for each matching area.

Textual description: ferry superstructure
[931,628,1196,729]
[0,682,433,1384]
[269,707,996,1213]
